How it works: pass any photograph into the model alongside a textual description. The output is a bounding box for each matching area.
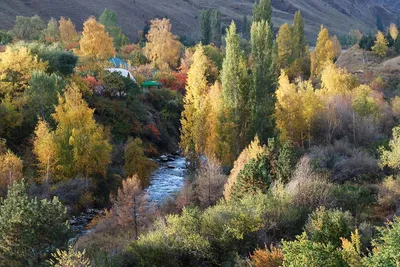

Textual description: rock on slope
[0,0,399,43]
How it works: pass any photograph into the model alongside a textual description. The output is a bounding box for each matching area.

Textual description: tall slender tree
[292,11,307,59]
[276,23,293,70]
[253,0,273,26]
[310,25,334,77]
[250,20,276,143]
[181,45,210,168]
[210,9,222,46]
[220,22,251,159]
[200,9,212,45]
[242,15,251,40]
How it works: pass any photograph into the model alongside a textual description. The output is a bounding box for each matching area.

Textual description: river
[70,155,187,236]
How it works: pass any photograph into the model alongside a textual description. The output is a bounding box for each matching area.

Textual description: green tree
[124,138,157,187]
[242,15,251,40]
[220,22,251,159]
[12,15,45,40]
[250,20,276,143]
[200,9,212,45]
[364,217,400,267]
[380,126,400,171]
[25,70,65,120]
[376,15,384,32]
[44,18,60,42]
[99,9,129,48]
[0,30,13,45]
[292,11,307,59]
[0,180,70,266]
[210,9,222,46]
[253,0,273,26]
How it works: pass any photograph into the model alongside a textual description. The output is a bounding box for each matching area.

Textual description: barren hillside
[0,0,399,43]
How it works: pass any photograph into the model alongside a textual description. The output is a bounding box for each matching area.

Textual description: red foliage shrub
[158,71,187,93]
[146,123,161,141]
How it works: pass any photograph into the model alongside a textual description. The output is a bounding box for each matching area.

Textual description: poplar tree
[292,11,307,59]
[253,0,273,26]
[79,17,115,60]
[310,25,334,77]
[200,9,211,45]
[210,9,222,46]
[372,31,389,57]
[251,20,276,143]
[276,23,293,70]
[181,45,210,168]
[221,22,251,159]
[44,18,60,42]
[242,15,251,40]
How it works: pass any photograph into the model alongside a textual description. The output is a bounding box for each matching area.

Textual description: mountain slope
[0,0,399,43]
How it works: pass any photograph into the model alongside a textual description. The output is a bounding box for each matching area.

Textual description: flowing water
[71,155,187,237]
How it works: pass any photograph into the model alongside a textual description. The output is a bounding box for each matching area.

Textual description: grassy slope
[0,0,398,43]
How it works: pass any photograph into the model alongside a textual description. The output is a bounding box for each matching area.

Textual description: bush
[0,30,13,45]
[48,246,90,267]
[250,244,284,267]
[304,207,354,247]
[101,71,141,98]
[309,141,381,183]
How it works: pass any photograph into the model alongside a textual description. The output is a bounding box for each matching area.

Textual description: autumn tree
[0,46,47,98]
[310,25,335,77]
[331,35,342,59]
[124,137,157,187]
[220,22,251,160]
[144,18,182,70]
[205,81,222,158]
[51,85,112,180]
[79,17,115,60]
[292,11,308,59]
[390,23,399,41]
[48,246,90,267]
[112,175,151,240]
[195,157,227,208]
[180,45,210,168]
[33,120,57,183]
[276,23,293,70]
[224,136,266,201]
[372,31,388,57]
[251,19,276,143]
[0,150,23,195]
[58,17,78,44]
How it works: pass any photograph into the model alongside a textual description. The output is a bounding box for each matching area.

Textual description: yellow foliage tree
[79,17,115,60]
[320,63,359,95]
[341,229,363,267]
[59,17,79,43]
[124,138,157,187]
[390,23,399,41]
[144,18,182,70]
[0,150,23,194]
[33,119,57,183]
[180,45,210,167]
[310,25,335,77]
[205,81,222,158]
[276,23,293,70]
[223,136,266,201]
[52,85,111,179]
[0,46,47,97]
[331,35,342,59]
[372,31,388,57]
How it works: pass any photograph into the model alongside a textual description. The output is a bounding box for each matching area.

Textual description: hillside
[1,0,399,43]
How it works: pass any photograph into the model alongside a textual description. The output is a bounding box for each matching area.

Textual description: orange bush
[250,244,284,267]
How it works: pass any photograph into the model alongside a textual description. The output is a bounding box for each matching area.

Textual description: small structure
[105,68,137,83]
[109,57,129,69]
[141,81,162,93]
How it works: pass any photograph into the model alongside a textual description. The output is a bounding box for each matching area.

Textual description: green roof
[141,81,162,87]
